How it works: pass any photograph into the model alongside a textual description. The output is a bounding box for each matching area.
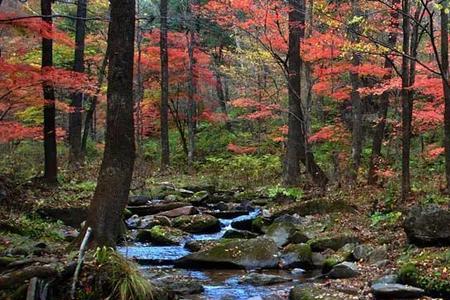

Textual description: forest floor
[0,168,449,299]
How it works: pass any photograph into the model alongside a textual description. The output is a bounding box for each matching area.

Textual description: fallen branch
[70,226,92,299]
[0,265,58,289]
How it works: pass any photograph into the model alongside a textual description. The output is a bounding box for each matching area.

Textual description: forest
[1,0,450,299]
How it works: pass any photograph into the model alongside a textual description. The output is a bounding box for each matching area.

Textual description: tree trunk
[401,0,412,201]
[349,0,363,182]
[186,4,196,165]
[81,45,109,154]
[84,0,136,247]
[441,7,450,192]
[160,0,170,170]
[41,0,58,184]
[283,0,328,187]
[367,0,399,185]
[69,0,87,165]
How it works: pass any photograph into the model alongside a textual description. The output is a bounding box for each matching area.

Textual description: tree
[441,3,450,192]
[41,0,58,184]
[84,0,136,247]
[186,0,197,165]
[160,0,170,170]
[69,0,88,165]
[283,0,328,187]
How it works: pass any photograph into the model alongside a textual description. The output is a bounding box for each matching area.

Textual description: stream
[118,210,311,299]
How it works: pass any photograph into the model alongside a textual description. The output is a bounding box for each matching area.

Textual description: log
[0,265,58,289]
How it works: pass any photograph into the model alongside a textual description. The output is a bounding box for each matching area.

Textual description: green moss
[398,249,450,298]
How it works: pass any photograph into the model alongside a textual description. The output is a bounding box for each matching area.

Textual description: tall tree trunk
[441,6,450,192]
[160,0,170,170]
[283,0,328,187]
[186,2,197,165]
[349,0,363,182]
[41,0,57,184]
[69,0,87,165]
[367,0,399,185]
[135,0,144,145]
[84,0,136,247]
[401,0,412,201]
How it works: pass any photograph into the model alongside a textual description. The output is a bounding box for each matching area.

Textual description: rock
[136,226,189,245]
[222,229,258,239]
[289,231,310,244]
[368,245,388,263]
[125,215,171,229]
[274,214,304,225]
[291,268,305,275]
[190,191,210,204]
[212,201,231,211]
[154,276,204,295]
[312,252,325,268]
[172,214,221,233]
[164,194,183,202]
[322,245,354,272]
[175,237,280,269]
[127,201,186,216]
[404,204,450,246]
[156,206,198,218]
[128,195,152,206]
[184,240,218,252]
[272,198,353,219]
[309,234,358,252]
[174,188,195,197]
[372,274,398,285]
[371,283,424,299]
[280,243,313,269]
[352,244,373,261]
[238,272,292,286]
[59,227,79,241]
[182,184,216,193]
[37,206,88,228]
[231,218,254,231]
[328,262,359,279]
[209,210,249,219]
[251,217,272,233]
[264,222,297,247]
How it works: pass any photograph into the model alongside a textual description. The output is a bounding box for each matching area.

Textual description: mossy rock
[175,237,279,269]
[265,221,297,247]
[189,191,210,204]
[281,243,313,269]
[398,249,450,298]
[136,226,189,245]
[172,214,220,233]
[272,198,353,219]
[321,245,354,273]
[251,216,271,233]
[308,234,358,252]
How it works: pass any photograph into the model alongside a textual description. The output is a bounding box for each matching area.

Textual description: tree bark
[41,0,58,184]
[401,0,412,201]
[69,0,87,165]
[441,6,450,192]
[283,0,328,187]
[84,0,136,247]
[349,0,363,182]
[160,0,170,170]
[367,0,399,185]
[186,2,197,165]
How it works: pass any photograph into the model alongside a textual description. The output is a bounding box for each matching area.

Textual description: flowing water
[118,210,308,299]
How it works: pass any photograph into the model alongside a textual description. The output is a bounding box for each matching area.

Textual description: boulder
[136,225,189,245]
[127,201,186,216]
[209,210,249,219]
[309,234,358,252]
[156,206,198,218]
[125,215,171,229]
[289,286,337,300]
[154,276,204,295]
[172,214,221,233]
[184,240,219,252]
[231,218,254,231]
[273,214,305,225]
[175,237,280,269]
[403,204,450,246]
[222,229,258,239]
[371,283,424,299]
[280,243,313,269]
[128,195,152,206]
[328,262,359,279]
[189,191,210,204]
[238,272,292,286]
[272,198,353,219]
[352,244,373,261]
[264,222,297,247]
